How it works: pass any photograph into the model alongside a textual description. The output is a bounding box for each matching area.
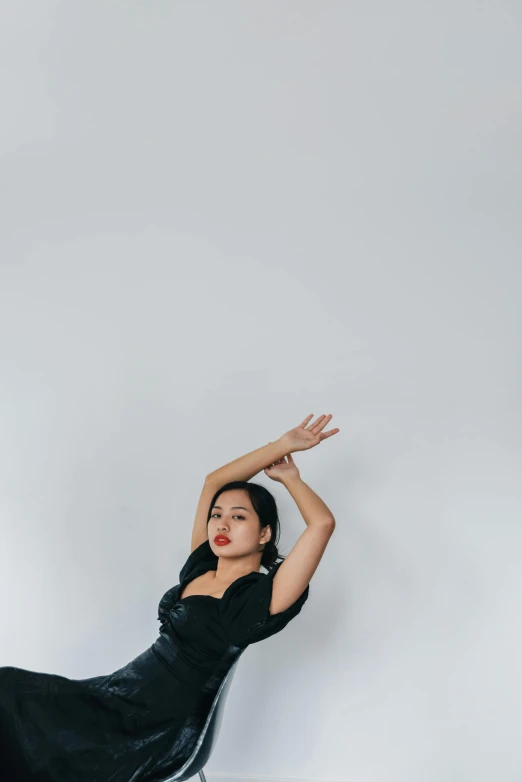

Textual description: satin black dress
[0,539,309,782]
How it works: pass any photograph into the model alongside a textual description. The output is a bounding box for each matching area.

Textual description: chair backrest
[159,647,246,782]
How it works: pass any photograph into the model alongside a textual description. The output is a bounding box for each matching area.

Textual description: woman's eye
[211,514,245,520]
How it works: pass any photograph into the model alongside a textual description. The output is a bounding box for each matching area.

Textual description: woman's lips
[214,536,230,545]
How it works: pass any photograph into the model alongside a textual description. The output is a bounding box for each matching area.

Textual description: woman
[0,413,338,781]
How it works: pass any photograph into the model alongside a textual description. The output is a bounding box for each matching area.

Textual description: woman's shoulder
[179,539,218,583]
[219,559,310,648]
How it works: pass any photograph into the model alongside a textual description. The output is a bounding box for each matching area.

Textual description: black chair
[158,648,246,782]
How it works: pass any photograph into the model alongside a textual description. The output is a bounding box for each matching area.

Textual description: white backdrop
[1,3,521,782]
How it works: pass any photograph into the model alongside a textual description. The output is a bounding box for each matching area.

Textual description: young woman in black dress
[0,413,338,781]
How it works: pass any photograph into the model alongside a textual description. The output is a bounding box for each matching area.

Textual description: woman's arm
[281,474,335,526]
[206,439,289,485]
[269,475,335,614]
[207,414,339,487]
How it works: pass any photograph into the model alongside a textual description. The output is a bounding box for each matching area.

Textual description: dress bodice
[152,539,309,685]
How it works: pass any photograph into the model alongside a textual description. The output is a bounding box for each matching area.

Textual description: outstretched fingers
[309,413,331,433]
[296,413,340,441]
[320,427,340,440]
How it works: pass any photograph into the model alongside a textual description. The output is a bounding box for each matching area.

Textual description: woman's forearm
[282,476,336,527]
[206,439,289,485]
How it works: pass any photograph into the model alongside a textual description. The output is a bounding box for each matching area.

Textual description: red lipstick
[214,535,230,545]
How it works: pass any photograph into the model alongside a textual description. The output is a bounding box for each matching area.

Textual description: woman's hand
[264,453,300,483]
[280,413,339,454]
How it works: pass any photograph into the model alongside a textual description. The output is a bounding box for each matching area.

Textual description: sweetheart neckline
[178,567,266,603]
[178,594,222,602]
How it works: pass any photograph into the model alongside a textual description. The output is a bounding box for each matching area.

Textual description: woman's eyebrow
[212,505,250,512]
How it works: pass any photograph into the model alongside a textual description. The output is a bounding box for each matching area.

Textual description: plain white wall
[1,2,521,782]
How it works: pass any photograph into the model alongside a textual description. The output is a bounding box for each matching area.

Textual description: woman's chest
[160,592,231,652]
[180,571,230,600]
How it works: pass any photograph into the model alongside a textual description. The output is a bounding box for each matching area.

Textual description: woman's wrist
[281,474,303,488]
[207,438,290,485]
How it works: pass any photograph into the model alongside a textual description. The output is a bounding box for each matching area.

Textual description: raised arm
[261,414,340,614]
[269,474,336,614]
[206,440,291,486]
[206,413,339,486]
[190,479,220,552]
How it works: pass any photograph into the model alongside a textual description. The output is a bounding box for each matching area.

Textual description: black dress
[0,539,309,781]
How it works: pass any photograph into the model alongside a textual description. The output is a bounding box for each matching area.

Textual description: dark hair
[207,480,285,571]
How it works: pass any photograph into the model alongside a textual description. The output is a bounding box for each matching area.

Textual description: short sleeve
[157,585,179,624]
[220,560,310,648]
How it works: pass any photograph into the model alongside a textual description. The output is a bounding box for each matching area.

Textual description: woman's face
[208,489,271,556]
